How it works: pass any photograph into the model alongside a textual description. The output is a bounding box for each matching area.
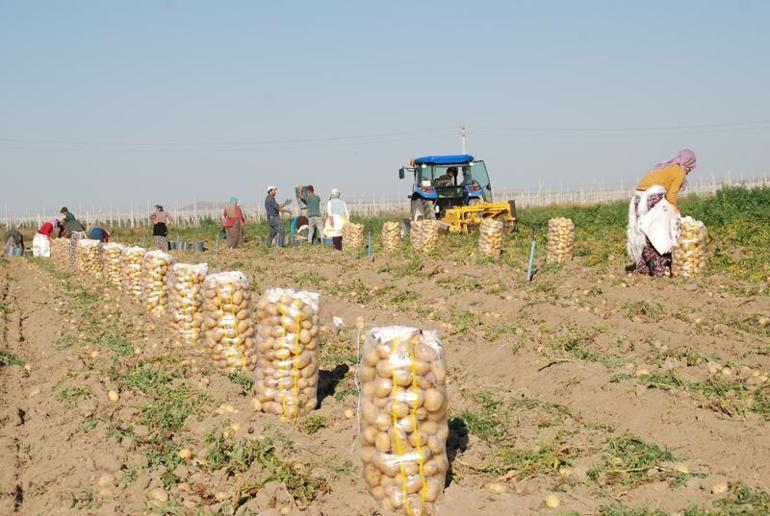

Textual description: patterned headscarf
[329,188,341,199]
[654,149,697,171]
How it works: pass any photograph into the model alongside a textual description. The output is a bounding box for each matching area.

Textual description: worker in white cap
[264,185,291,246]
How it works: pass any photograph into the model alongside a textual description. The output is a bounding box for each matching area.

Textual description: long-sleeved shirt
[265,195,281,218]
[62,212,85,233]
[637,164,686,207]
[150,210,171,225]
[38,222,55,237]
[302,194,322,217]
[223,204,245,227]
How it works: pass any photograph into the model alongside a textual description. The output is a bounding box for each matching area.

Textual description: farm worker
[89,227,111,243]
[301,185,323,244]
[4,225,24,255]
[150,205,172,251]
[32,220,58,257]
[325,188,350,251]
[436,167,458,186]
[223,197,245,248]
[60,207,87,267]
[627,149,697,277]
[265,186,291,247]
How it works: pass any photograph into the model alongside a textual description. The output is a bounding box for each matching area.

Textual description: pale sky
[2,1,769,217]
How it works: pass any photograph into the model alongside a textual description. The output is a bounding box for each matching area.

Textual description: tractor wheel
[411,198,435,221]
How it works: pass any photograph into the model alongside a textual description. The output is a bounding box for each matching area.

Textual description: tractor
[398,154,516,233]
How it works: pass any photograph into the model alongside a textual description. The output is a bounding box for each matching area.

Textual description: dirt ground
[1,239,769,515]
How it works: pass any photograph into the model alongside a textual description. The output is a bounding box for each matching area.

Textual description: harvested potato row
[343,222,365,250]
[358,327,449,516]
[382,221,402,252]
[254,288,321,422]
[478,218,504,256]
[672,217,707,277]
[142,250,174,318]
[546,217,574,263]
[76,239,103,275]
[168,263,208,353]
[102,243,125,288]
[51,238,70,266]
[410,220,439,254]
[123,246,147,302]
[202,272,258,372]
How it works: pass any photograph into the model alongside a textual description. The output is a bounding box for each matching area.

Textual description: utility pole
[461,125,467,154]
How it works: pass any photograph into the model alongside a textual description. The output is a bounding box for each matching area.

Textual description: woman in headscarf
[150,204,172,250]
[325,188,350,251]
[223,197,245,248]
[59,207,87,267]
[627,149,697,277]
[32,219,59,257]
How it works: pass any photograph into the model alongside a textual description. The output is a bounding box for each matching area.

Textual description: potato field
[1,187,769,516]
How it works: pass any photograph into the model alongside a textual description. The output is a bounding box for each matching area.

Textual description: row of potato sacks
[672,217,707,277]
[546,217,575,263]
[70,239,450,514]
[410,220,439,253]
[478,218,504,256]
[343,222,365,250]
[359,327,449,516]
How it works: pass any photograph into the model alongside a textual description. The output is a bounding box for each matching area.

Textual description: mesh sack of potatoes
[410,220,439,254]
[382,221,402,252]
[478,218,504,256]
[672,217,707,277]
[102,243,126,288]
[202,272,258,372]
[358,327,449,516]
[546,217,575,263]
[254,288,321,421]
[343,222,365,250]
[76,239,104,275]
[142,250,174,318]
[51,238,70,266]
[123,246,147,302]
[168,263,208,353]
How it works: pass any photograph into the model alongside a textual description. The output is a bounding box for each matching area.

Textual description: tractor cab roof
[413,154,474,166]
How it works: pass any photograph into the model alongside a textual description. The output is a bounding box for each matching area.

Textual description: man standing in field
[301,185,323,244]
[265,186,290,247]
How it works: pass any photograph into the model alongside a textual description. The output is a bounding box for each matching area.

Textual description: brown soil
[1,242,768,515]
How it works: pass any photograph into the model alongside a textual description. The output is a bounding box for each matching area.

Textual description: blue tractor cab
[398,154,492,220]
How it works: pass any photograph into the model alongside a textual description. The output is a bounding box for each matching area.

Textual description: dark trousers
[268,216,284,247]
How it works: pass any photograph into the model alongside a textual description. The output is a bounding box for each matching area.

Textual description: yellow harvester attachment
[442,201,517,234]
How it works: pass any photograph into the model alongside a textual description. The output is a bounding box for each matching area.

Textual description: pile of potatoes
[410,220,439,254]
[123,246,147,302]
[254,288,321,421]
[381,221,402,252]
[672,217,707,277]
[142,250,174,318]
[168,263,208,353]
[358,327,449,515]
[546,217,574,263]
[51,238,69,266]
[478,218,504,256]
[76,239,104,275]
[202,272,258,372]
[343,222,365,250]
[102,243,125,288]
